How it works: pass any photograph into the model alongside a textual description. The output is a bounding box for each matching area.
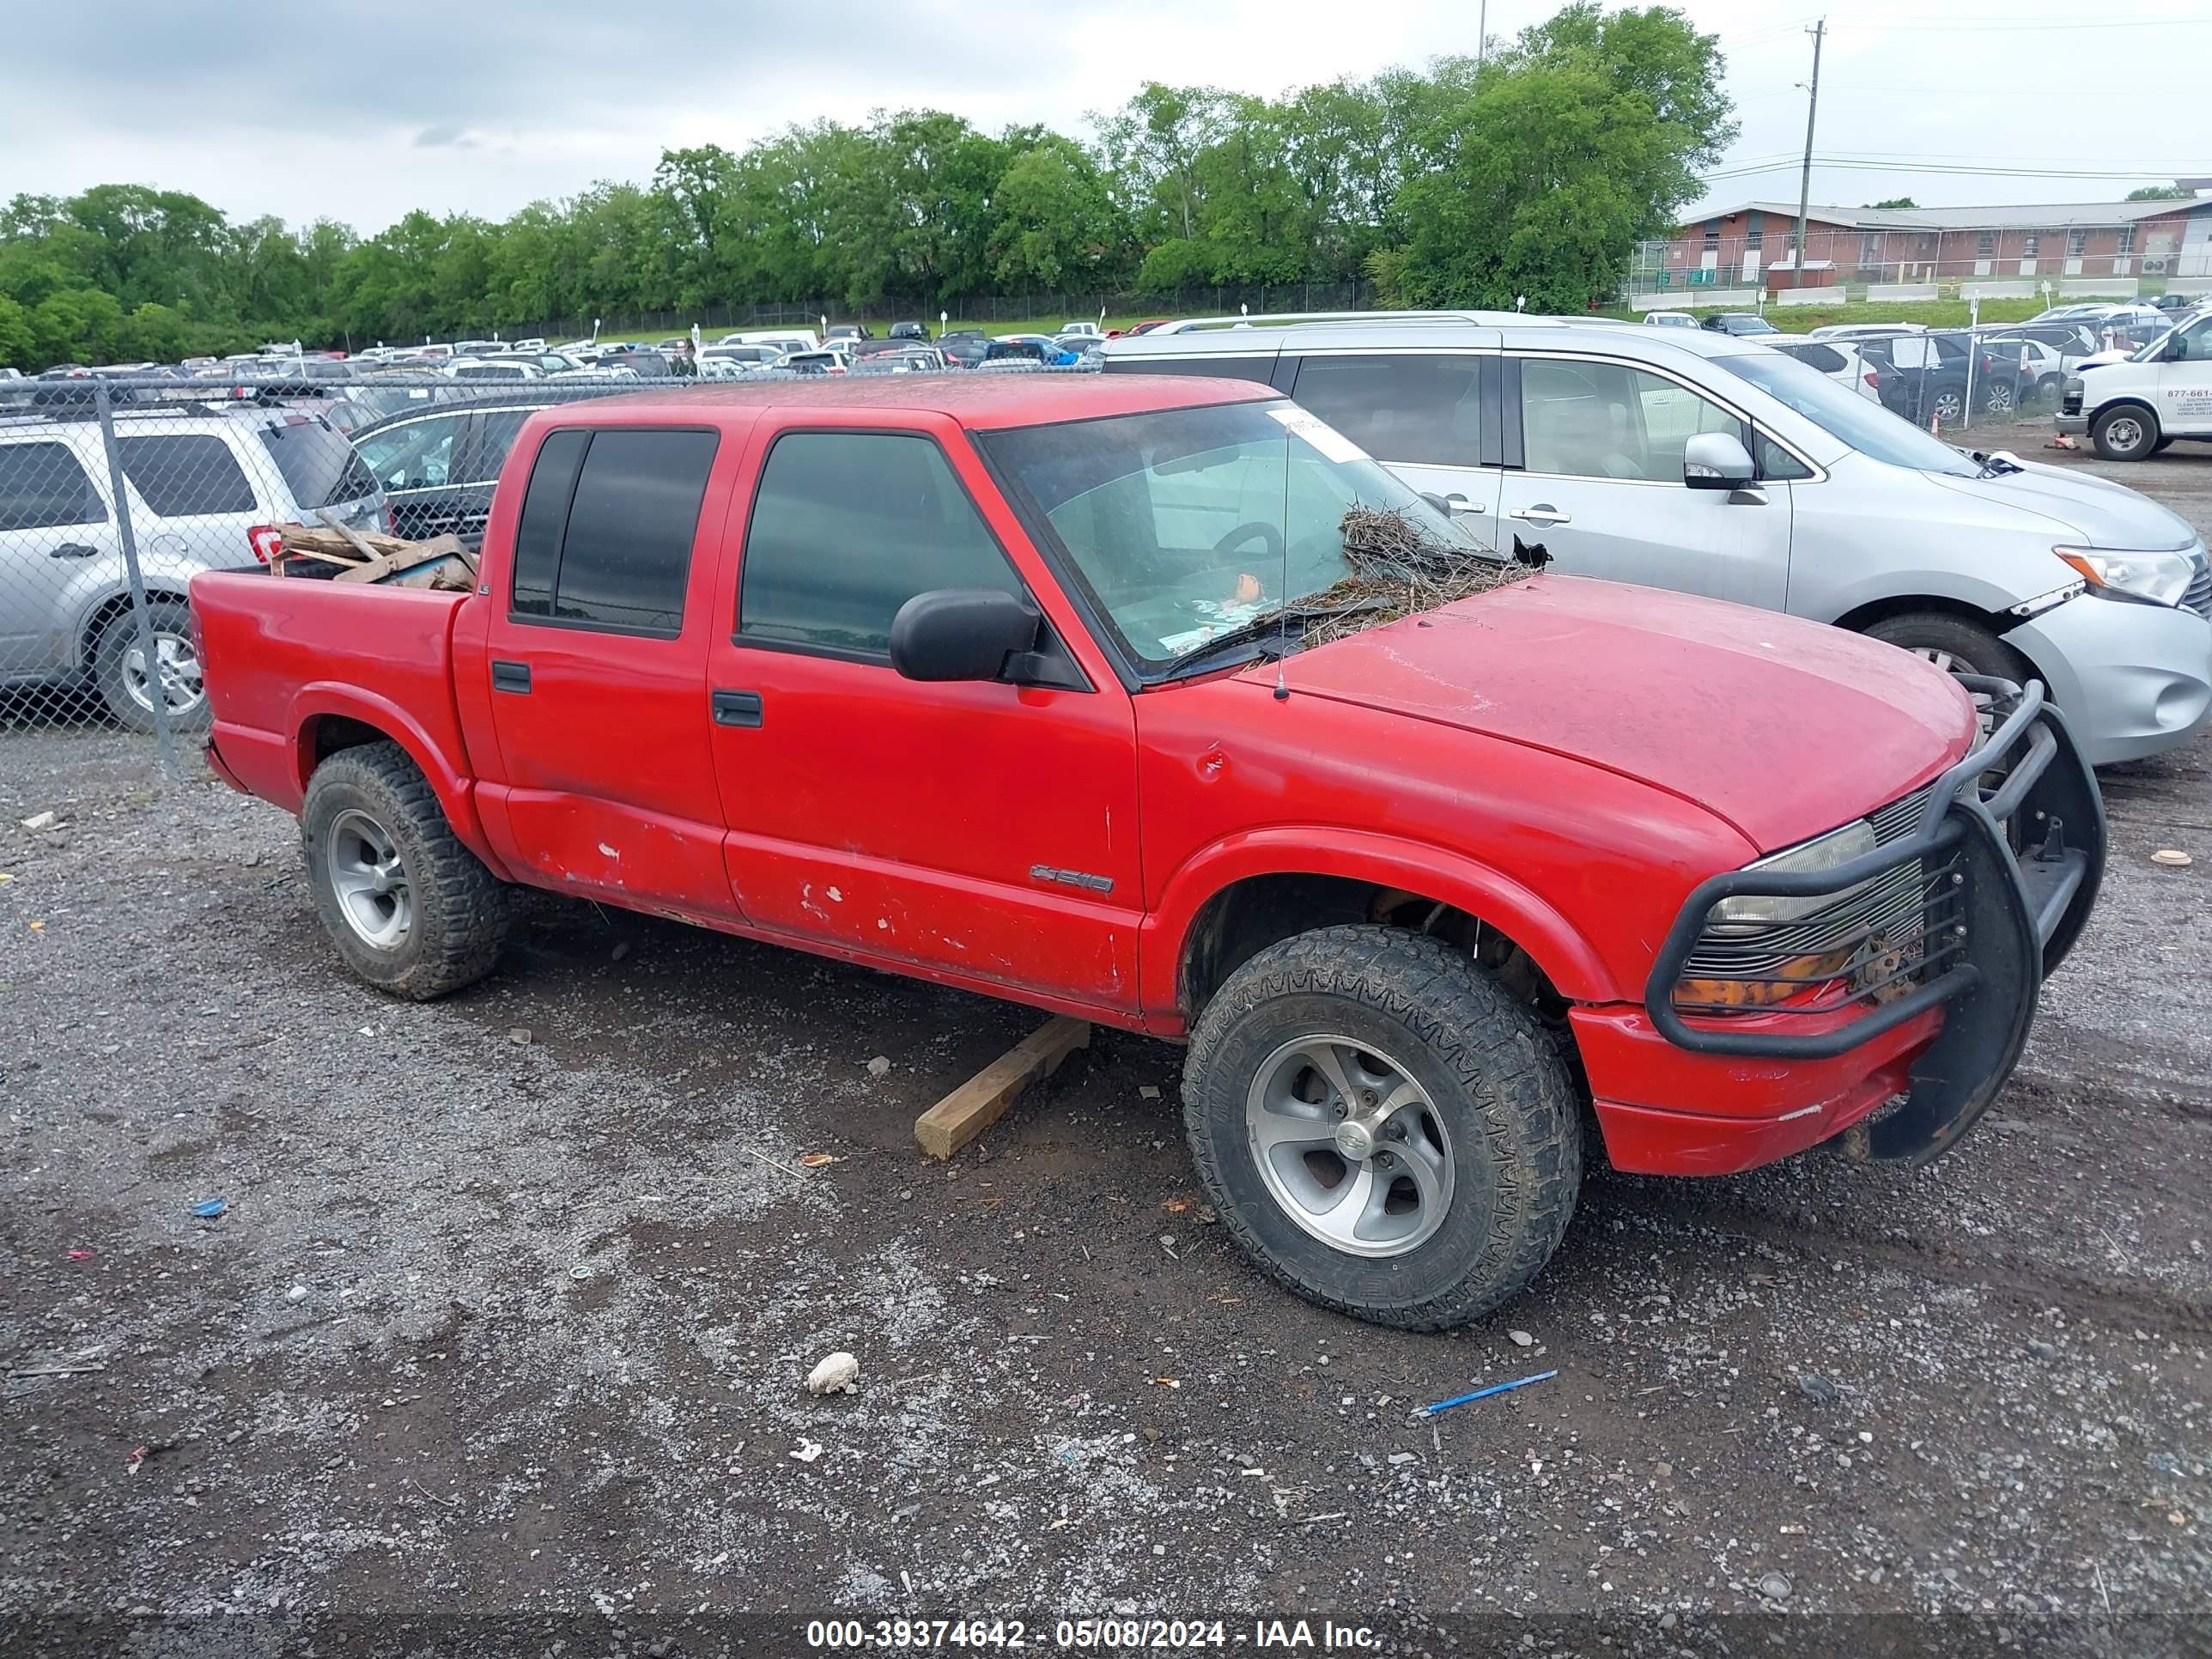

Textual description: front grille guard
[1644,678,2106,1164]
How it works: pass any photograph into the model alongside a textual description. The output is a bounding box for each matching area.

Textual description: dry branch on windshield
[1299,506,1538,647]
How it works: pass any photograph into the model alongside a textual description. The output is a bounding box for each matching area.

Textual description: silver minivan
[1100,319,2212,764]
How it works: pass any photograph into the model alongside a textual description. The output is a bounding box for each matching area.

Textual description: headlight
[2053,545,2196,608]
[1710,818,1878,928]
[2062,374,2083,397]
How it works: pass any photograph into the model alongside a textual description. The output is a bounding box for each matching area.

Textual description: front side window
[116,434,256,516]
[0,441,106,531]
[978,399,1488,672]
[1519,358,1746,482]
[357,416,462,491]
[1712,350,1978,477]
[738,432,1020,656]
[509,427,716,635]
[1287,354,1483,468]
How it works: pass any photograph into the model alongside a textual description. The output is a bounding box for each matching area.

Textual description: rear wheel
[94,599,209,734]
[1980,380,2016,416]
[301,741,510,999]
[2091,404,2160,462]
[1182,926,1582,1330]
[1929,386,1965,425]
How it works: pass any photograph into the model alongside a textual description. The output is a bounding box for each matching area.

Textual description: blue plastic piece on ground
[1420,1368,1558,1416]
[191,1198,228,1218]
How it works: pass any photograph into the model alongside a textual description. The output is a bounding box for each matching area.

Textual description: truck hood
[1271,575,1972,854]
[1924,458,2199,550]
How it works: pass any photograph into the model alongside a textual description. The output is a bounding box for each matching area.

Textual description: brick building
[1657,198,2212,292]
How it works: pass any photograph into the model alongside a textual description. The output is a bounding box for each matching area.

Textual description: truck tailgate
[190,569,474,817]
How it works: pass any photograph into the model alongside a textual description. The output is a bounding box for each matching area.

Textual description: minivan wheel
[1181,925,1582,1330]
[94,599,210,734]
[301,741,511,999]
[2091,404,2159,462]
[1863,612,2034,744]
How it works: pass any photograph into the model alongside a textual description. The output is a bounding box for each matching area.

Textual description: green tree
[1866,197,1918,210]
[2125,183,2194,201]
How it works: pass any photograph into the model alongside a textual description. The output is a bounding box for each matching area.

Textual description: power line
[1703,156,2207,182]
[1838,14,2204,29]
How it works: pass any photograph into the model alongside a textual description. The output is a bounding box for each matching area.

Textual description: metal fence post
[90,380,179,779]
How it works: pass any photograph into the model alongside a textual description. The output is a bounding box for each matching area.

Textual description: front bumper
[2054,413,2089,435]
[2008,593,2212,765]
[1629,680,2104,1169]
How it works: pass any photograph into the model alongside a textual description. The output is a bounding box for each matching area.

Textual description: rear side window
[462,409,535,483]
[1288,354,1483,466]
[117,434,256,516]
[1776,342,1845,374]
[257,419,376,508]
[738,432,1020,656]
[508,428,716,635]
[0,441,106,530]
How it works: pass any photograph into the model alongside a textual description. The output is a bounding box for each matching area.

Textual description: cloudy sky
[6,0,2207,232]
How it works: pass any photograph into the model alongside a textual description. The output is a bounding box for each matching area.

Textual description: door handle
[48,543,100,559]
[712,689,763,728]
[1510,505,1571,527]
[1443,493,1480,515]
[491,659,531,695]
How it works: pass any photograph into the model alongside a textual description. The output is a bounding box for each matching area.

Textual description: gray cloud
[413,125,476,150]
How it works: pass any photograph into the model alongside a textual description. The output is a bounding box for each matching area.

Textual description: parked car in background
[1806,322,1925,343]
[1975,333,2067,402]
[1099,316,2212,763]
[824,325,872,344]
[1643,311,1698,327]
[696,344,783,379]
[1766,337,1882,402]
[1858,331,2026,425]
[1058,320,1103,338]
[595,349,676,379]
[1116,319,1175,337]
[1700,313,1778,337]
[888,321,930,341]
[775,348,852,375]
[939,334,991,368]
[2057,302,2212,461]
[994,333,1082,365]
[350,392,592,543]
[1,402,382,731]
[453,340,507,357]
[720,329,820,354]
[191,372,2106,1330]
[446,358,543,381]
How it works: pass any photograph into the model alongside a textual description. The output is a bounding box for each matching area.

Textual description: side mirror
[2165,336,2188,362]
[1683,431,1756,491]
[890,588,1041,683]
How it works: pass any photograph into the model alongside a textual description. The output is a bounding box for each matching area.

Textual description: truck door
[703,421,1143,1013]
[1497,353,1792,611]
[477,419,748,921]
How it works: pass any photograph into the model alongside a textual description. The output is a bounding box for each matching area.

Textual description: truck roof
[544,372,1276,431]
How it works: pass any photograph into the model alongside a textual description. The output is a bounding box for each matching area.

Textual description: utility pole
[1792,19,1826,293]
[1476,0,1488,80]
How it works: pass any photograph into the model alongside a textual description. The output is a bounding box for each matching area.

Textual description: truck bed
[191,569,478,820]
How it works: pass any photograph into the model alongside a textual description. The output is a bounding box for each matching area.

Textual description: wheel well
[2092,397,2158,423]
[304,714,393,778]
[1827,595,2055,685]
[78,589,187,665]
[1179,874,1569,1025]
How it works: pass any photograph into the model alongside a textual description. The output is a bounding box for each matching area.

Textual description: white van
[2056,304,2212,460]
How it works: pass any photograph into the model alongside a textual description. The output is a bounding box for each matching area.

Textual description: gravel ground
[2,449,2209,1658]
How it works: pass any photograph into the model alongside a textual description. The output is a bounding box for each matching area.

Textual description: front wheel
[1181,926,1582,1330]
[2091,404,2160,462]
[1929,386,1965,425]
[1980,380,2016,416]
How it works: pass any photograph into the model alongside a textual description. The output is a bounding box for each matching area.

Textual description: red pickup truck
[191,374,2105,1329]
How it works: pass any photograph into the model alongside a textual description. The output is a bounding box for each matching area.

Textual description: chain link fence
[3,349,1098,774]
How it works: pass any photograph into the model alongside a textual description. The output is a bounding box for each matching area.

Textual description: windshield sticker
[1267,405,1366,465]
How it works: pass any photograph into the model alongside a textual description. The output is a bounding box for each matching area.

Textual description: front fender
[289,684,512,881]
[1139,825,1620,1030]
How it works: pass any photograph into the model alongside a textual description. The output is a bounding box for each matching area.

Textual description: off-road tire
[301,741,509,999]
[2090,403,2160,462]
[1863,611,2033,690]
[94,599,210,735]
[1182,925,1582,1330]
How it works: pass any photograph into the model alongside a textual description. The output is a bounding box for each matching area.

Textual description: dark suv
[1700,313,1779,337]
[1859,331,2027,426]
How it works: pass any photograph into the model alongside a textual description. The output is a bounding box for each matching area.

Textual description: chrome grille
[2184,551,2211,620]
[1678,787,1966,1015]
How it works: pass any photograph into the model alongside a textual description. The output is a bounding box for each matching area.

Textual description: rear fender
[1142,826,1620,1028]
[290,684,512,880]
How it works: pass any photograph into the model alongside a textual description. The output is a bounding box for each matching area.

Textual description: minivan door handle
[48,543,100,559]
[711,689,763,728]
[1510,504,1571,527]
[491,659,532,695]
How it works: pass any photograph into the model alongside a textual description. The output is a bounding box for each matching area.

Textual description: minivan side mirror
[890,588,1042,682]
[1683,431,1756,491]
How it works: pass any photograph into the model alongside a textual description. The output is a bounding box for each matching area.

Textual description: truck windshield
[980,399,1490,671]
[1712,349,1978,477]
